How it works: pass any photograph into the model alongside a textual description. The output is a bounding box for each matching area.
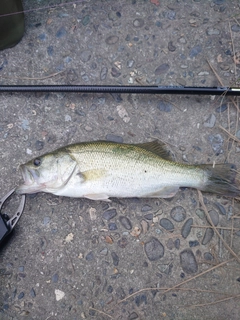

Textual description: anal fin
[84,193,111,201]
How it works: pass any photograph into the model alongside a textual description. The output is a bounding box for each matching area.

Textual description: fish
[16,140,240,200]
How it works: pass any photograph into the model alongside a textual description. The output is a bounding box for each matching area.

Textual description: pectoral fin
[84,193,110,201]
[145,186,179,198]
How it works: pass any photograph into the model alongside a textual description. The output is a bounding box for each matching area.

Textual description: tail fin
[198,164,240,197]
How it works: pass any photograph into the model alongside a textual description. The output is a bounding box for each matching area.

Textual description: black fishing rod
[0,85,240,95]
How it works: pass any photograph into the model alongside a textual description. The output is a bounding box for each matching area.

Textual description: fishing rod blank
[0,85,240,96]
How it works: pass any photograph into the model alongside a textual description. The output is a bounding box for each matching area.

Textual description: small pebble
[160,218,174,232]
[103,209,117,221]
[198,71,209,76]
[215,104,227,113]
[18,292,25,299]
[107,285,113,293]
[202,228,214,245]
[144,237,164,261]
[47,45,54,56]
[203,114,216,128]
[52,273,59,283]
[178,37,186,44]
[18,273,26,278]
[206,28,220,35]
[180,249,198,274]
[67,68,78,82]
[100,66,108,80]
[116,287,126,300]
[207,210,219,226]
[165,10,176,20]
[141,220,149,234]
[208,134,223,155]
[192,145,201,152]
[204,252,213,261]
[65,114,71,121]
[181,218,193,238]
[231,24,240,32]
[111,67,121,77]
[214,202,226,215]
[110,93,123,103]
[157,101,172,112]
[117,237,128,248]
[43,216,50,225]
[55,289,65,301]
[85,251,94,261]
[155,63,170,75]
[166,238,174,250]
[125,34,131,41]
[127,60,135,68]
[109,222,117,230]
[128,312,139,320]
[236,130,240,139]
[133,18,144,28]
[56,26,67,38]
[168,41,176,52]
[21,119,30,130]
[135,294,147,306]
[144,213,153,220]
[119,216,132,230]
[38,33,46,41]
[106,35,119,45]
[30,288,36,298]
[176,78,186,86]
[189,240,199,247]
[158,263,173,274]
[111,252,119,266]
[225,49,232,55]
[141,204,153,212]
[155,228,162,234]
[80,50,91,62]
[170,206,186,222]
[174,238,180,249]
[219,64,229,71]
[99,248,108,256]
[82,15,90,26]
[195,208,205,220]
[189,45,202,58]
[130,226,141,237]
[84,125,92,132]
[81,73,89,82]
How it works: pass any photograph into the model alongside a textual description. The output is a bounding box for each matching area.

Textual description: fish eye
[33,158,41,167]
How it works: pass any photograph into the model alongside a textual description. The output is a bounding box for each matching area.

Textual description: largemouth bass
[16,140,240,200]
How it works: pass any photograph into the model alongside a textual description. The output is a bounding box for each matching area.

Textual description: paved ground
[1,0,240,319]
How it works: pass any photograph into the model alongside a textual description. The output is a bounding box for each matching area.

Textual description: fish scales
[66,142,204,197]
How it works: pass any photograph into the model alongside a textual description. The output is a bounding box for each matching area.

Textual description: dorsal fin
[135,140,172,160]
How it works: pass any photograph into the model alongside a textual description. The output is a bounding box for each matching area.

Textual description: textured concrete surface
[1,0,240,319]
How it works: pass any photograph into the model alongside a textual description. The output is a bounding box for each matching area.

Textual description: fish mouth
[16,165,44,194]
